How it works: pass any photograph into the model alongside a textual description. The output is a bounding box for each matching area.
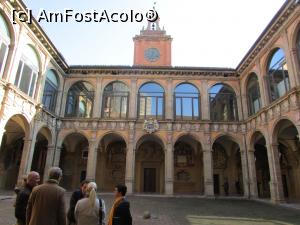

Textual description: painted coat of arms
[143,118,159,133]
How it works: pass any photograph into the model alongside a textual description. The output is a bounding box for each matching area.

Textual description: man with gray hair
[14,171,40,225]
[26,167,66,225]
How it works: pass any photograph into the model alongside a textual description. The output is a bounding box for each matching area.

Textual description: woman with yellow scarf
[107,184,132,225]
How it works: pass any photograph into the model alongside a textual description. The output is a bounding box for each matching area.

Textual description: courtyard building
[0,0,300,204]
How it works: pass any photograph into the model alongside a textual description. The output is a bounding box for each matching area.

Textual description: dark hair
[115,184,127,196]
[80,179,90,186]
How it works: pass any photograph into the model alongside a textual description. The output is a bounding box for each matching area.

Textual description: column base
[165,181,173,195]
[125,179,134,194]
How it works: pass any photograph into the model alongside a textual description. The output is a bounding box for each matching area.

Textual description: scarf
[107,196,123,225]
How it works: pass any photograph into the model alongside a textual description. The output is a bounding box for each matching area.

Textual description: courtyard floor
[1,192,300,225]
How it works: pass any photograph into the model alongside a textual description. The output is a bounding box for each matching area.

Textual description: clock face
[144,48,160,62]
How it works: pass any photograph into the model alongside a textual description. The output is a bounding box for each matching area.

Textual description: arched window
[0,13,10,77]
[247,73,261,116]
[267,48,290,102]
[138,82,164,119]
[209,83,238,121]
[42,69,58,112]
[102,81,129,119]
[65,81,94,118]
[14,45,39,97]
[174,83,200,120]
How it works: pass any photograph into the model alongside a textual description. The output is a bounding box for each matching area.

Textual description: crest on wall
[143,118,159,134]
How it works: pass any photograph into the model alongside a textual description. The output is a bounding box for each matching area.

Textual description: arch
[42,69,59,112]
[34,125,53,145]
[173,134,204,194]
[0,114,30,189]
[212,134,243,196]
[135,133,166,151]
[60,132,89,190]
[212,133,242,148]
[271,118,300,145]
[209,83,239,122]
[96,132,127,191]
[101,80,130,92]
[2,113,30,135]
[137,81,166,92]
[65,81,94,118]
[0,11,12,77]
[138,82,165,119]
[102,81,129,119]
[173,133,201,146]
[246,72,262,116]
[57,130,90,147]
[174,83,201,120]
[265,47,290,102]
[208,82,238,96]
[249,130,267,150]
[14,44,41,97]
[97,131,128,150]
[135,133,165,193]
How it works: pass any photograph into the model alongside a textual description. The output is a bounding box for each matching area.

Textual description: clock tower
[133,17,172,66]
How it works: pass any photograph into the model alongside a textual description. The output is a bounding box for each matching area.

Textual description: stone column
[203,143,214,197]
[43,145,56,182]
[86,139,98,181]
[201,80,209,120]
[129,79,137,119]
[125,142,135,194]
[165,79,173,120]
[241,94,248,119]
[165,142,174,195]
[247,148,258,198]
[53,146,62,167]
[17,138,35,185]
[93,78,102,118]
[267,143,285,203]
[240,148,250,198]
[236,95,244,121]
[0,127,6,148]
[290,48,300,87]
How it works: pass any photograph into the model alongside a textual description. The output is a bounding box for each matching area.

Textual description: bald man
[15,171,40,225]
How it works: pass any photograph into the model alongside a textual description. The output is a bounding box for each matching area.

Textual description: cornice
[67,66,237,77]
[10,0,69,72]
[9,0,299,78]
[236,0,298,75]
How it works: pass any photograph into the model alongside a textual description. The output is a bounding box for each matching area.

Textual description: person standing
[67,180,90,225]
[107,184,132,225]
[26,167,66,225]
[74,182,106,225]
[14,171,40,225]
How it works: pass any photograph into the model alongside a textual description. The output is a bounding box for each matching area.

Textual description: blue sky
[23,0,285,68]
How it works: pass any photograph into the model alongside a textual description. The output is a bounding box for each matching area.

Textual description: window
[14,45,39,97]
[65,81,94,118]
[209,83,238,121]
[138,82,164,119]
[174,83,200,120]
[267,48,290,102]
[102,81,129,119]
[0,13,10,77]
[247,73,261,116]
[42,69,58,112]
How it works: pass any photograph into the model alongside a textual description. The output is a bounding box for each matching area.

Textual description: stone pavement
[1,192,300,225]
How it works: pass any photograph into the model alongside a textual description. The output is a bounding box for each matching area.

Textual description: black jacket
[67,189,84,223]
[113,199,132,225]
[15,184,33,225]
